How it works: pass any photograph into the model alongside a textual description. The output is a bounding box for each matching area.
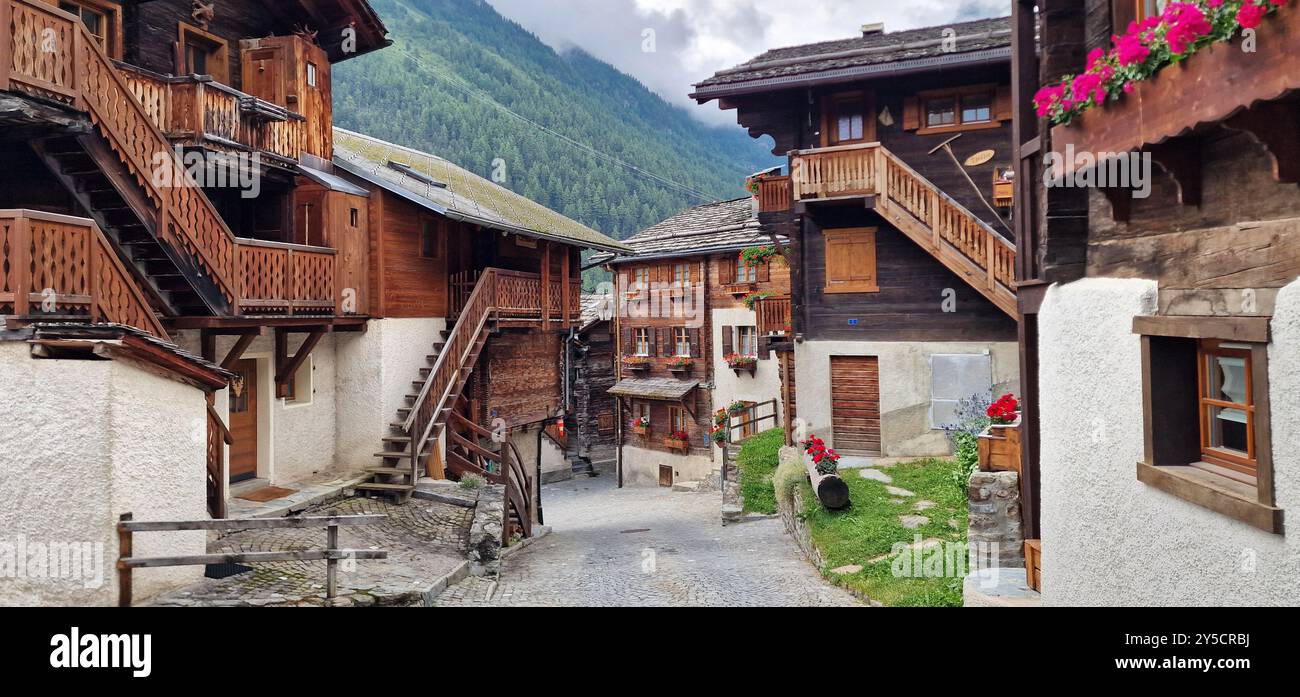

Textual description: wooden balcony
[755,294,792,336]
[789,142,1017,317]
[0,210,168,338]
[1050,6,1300,184]
[756,175,792,213]
[235,239,341,316]
[450,268,582,328]
[118,64,327,167]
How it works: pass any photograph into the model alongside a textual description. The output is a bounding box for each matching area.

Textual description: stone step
[365,467,416,478]
[354,483,416,493]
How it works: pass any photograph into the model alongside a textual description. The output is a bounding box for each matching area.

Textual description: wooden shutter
[1113,0,1139,34]
[824,228,879,294]
[653,328,663,357]
[721,325,734,356]
[902,97,921,131]
[718,256,735,285]
[995,85,1013,122]
[690,329,702,358]
[621,326,633,355]
[757,260,771,283]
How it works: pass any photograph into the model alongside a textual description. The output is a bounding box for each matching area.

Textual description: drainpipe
[535,424,545,525]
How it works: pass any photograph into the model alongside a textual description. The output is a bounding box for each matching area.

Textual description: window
[929,354,993,429]
[823,228,878,294]
[736,256,757,284]
[1199,341,1255,476]
[421,220,440,258]
[926,97,956,128]
[1134,316,1279,534]
[738,326,758,357]
[59,1,119,57]
[634,328,651,356]
[926,92,993,129]
[908,86,1004,134]
[632,267,650,290]
[634,402,651,424]
[673,327,691,357]
[826,93,869,145]
[284,357,313,406]
[349,208,359,228]
[306,62,318,88]
[961,92,993,124]
[178,23,230,83]
[673,262,691,286]
[669,407,689,435]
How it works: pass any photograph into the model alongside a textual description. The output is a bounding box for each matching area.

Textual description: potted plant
[977,393,1022,473]
[667,356,693,373]
[623,355,651,372]
[802,435,841,475]
[742,291,772,311]
[709,424,727,446]
[664,430,691,452]
[630,415,650,437]
[726,354,758,374]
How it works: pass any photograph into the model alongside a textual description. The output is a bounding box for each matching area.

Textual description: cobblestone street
[434,476,861,607]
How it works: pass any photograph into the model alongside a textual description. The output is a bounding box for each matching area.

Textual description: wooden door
[229,359,259,483]
[240,45,287,107]
[830,356,881,456]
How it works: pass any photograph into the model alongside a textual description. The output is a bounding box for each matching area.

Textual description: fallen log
[805,455,851,510]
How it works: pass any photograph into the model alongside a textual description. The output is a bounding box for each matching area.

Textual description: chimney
[861,22,885,37]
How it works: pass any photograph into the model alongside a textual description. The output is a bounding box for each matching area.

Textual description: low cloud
[487,0,1007,125]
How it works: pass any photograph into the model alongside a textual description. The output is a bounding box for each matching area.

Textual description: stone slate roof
[591,198,782,265]
[19,323,235,384]
[580,294,614,328]
[334,129,630,253]
[692,16,1012,97]
[608,378,700,401]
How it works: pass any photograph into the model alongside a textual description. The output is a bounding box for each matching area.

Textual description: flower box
[663,438,690,452]
[723,283,757,296]
[727,356,758,374]
[632,425,650,437]
[667,357,693,374]
[623,357,651,372]
[977,417,1022,474]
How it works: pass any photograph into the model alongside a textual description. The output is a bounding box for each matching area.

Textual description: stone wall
[774,447,826,570]
[967,470,1026,569]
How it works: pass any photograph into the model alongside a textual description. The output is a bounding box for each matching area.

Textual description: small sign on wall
[848,319,860,327]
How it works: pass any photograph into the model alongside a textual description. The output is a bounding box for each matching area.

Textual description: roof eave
[690,47,1012,103]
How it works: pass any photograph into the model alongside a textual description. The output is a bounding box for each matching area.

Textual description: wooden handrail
[0,209,168,338]
[1,0,242,310]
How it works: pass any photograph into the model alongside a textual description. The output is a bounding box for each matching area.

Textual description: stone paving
[433,475,861,607]
[150,495,475,607]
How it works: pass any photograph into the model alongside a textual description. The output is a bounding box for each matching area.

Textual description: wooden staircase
[790,143,1018,317]
[2,0,243,316]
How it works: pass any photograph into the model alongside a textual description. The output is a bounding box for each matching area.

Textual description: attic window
[387,161,448,189]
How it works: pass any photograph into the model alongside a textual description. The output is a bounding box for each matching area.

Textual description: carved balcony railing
[756,175,792,213]
[0,209,168,338]
[755,294,792,336]
[789,142,1017,317]
[118,64,323,166]
[235,239,338,316]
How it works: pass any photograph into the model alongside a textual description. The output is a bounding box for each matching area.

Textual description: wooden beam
[1224,100,1300,184]
[1146,140,1203,207]
[561,244,571,327]
[1131,315,1271,343]
[275,328,328,398]
[220,331,260,371]
[541,240,551,326]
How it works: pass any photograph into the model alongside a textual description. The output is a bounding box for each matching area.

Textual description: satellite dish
[965,150,996,167]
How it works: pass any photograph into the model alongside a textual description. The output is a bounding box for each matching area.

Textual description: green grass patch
[801,459,969,607]
[736,428,785,514]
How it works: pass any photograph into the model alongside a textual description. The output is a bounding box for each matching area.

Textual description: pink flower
[1114,32,1150,66]
[1238,1,1268,29]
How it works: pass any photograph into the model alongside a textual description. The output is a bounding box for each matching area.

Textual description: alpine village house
[595,197,792,488]
[690,18,1022,462]
[0,0,627,605]
[1013,0,1300,605]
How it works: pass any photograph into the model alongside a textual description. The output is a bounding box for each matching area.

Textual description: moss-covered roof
[333,129,630,253]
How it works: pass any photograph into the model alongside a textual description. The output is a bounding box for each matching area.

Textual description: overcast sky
[486,0,1008,126]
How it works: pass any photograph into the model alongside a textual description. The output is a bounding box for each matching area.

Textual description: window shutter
[757,260,771,283]
[721,325,734,357]
[1112,0,1138,35]
[690,328,702,358]
[824,228,879,294]
[718,256,735,285]
[653,328,663,357]
[902,97,921,131]
[995,85,1013,122]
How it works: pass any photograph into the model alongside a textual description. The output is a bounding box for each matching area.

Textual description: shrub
[772,452,807,501]
[459,473,486,491]
[951,431,980,499]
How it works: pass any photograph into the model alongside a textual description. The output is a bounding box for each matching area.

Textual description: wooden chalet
[1013,0,1300,604]
[692,18,1022,459]
[565,294,618,477]
[0,0,627,543]
[594,197,791,487]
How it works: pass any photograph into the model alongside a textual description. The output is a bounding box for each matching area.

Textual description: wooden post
[540,241,551,326]
[325,524,339,599]
[117,513,134,608]
[986,231,997,290]
[0,0,13,93]
[561,245,571,327]
[13,214,31,317]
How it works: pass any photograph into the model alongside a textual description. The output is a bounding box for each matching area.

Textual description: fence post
[325,524,338,599]
[117,513,133,608]
[0,0,13,93]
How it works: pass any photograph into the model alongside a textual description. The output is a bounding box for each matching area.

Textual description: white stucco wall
[335,318,446,470]
[0,342,206,606]
[508,428,570,487]
[1038,277,1300,606]
[621,444,715,487]
[712,308,783,428]
[794,339,1020,457]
